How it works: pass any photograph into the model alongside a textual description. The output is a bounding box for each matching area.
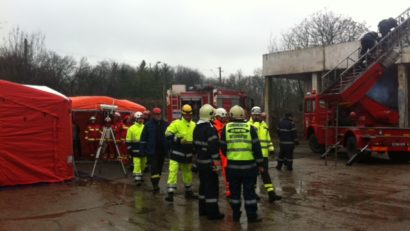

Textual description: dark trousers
[227,173,258,219]
[360,39,376,57]
[260,157,275,192]
[278,144,295,168]
[150,151,166,186]
[198,167,221,218]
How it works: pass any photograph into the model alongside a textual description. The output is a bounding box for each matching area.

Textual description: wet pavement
[1,145,410,231]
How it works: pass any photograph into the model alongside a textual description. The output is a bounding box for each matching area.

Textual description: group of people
[83,111,150,160]
[124,103,298,223]
[359,17,398,59]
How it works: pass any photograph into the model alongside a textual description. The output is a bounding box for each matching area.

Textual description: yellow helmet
[199,104,215,121]
[229,105,245,120]
[181,104,193,115]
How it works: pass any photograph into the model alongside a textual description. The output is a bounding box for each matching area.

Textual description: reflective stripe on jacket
[248,119,274,158]
[126,122,145,156]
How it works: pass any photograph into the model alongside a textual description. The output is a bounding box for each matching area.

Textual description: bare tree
[281,10,368,50]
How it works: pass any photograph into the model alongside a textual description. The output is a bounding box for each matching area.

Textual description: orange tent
[70,96,145,160]
[70,96,145,112]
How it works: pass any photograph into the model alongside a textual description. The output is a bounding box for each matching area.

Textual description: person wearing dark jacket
[378,17,398,38]
[359,31,379,57]
[276,113,298,171]
[221,105,264,223]
[193,104,224,220]
[140,107,169,193]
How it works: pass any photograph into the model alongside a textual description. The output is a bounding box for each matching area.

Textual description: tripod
[91,124,127,177]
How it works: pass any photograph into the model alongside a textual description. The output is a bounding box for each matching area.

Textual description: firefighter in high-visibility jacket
[126,111,146,186]
[276,113,298,171]
[84,116,102,158]
[221,105,264,223]
[248,106,282,203]
[213,107,231,197]
[193,104,224,220]
[165,104,197,202]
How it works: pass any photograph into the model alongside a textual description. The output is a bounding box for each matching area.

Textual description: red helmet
[152,107,161,114]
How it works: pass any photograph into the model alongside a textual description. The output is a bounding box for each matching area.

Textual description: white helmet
[215,108,227,118]
[251,106,262,115]
[199,104,215,121]
[134,111,143,119]
[229,105,245,120]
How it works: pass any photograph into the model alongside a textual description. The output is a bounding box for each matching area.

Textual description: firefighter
[143,110,151,124]
[359,32,379,57]
[276,113,298,171]
[213,107,231,197]
[126,112,146,186]
[140,107,169,193]
[84,116,102,158]
[165,104,197,202]
[378,17,398,38]
[194,104,224,220]
[248,106,282,202]
[221,105,264,223]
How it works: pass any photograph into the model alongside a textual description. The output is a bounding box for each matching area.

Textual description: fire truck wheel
[308,134,325,154]
[388,152,410,162]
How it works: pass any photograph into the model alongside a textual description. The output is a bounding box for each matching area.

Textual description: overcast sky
[0,0,408,77]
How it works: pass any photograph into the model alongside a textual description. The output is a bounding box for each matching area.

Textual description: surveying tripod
[91,122,127,177]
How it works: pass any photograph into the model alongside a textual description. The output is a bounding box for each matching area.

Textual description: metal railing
[320,7,410,95]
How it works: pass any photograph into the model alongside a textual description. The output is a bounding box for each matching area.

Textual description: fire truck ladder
[320,7,410,99]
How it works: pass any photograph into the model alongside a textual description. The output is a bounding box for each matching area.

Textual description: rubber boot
[286,161,293,171]
[248,216,263,223]
[165,192,174,202]
[185,191,198,199]
[199,199,206,216]
[151,178,160,193]
[268,191,282,202]
[206,204,224,220]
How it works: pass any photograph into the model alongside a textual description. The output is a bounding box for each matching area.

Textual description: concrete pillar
[398,64,409,128]
[312,72,319,92]
[264,76,272,127]
[304,76,312,94]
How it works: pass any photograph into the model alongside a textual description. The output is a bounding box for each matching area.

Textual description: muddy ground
[1,144,410,231]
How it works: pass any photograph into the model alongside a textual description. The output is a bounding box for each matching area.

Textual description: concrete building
[262,41,410,128]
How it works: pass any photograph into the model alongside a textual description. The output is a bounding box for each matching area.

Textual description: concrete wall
[263,42,410,77]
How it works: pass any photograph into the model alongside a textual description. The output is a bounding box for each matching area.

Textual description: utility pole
[218,67,222,84]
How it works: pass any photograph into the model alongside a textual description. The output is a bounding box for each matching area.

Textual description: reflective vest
[225,122,254,161]
[126,122,145,156]
[248,120,274,158]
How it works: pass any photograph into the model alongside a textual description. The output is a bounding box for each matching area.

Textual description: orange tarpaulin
[70,96,145,112]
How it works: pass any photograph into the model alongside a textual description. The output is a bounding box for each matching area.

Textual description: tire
[388,152,410,162]
[309,134,325,154]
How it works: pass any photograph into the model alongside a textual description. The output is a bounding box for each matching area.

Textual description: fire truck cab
[167,84,252,121]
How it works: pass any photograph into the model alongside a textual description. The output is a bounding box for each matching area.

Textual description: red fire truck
[304,8,410,162]
[167,84,252,121]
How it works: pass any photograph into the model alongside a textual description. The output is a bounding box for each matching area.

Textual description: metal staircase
[320,7,410,98]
